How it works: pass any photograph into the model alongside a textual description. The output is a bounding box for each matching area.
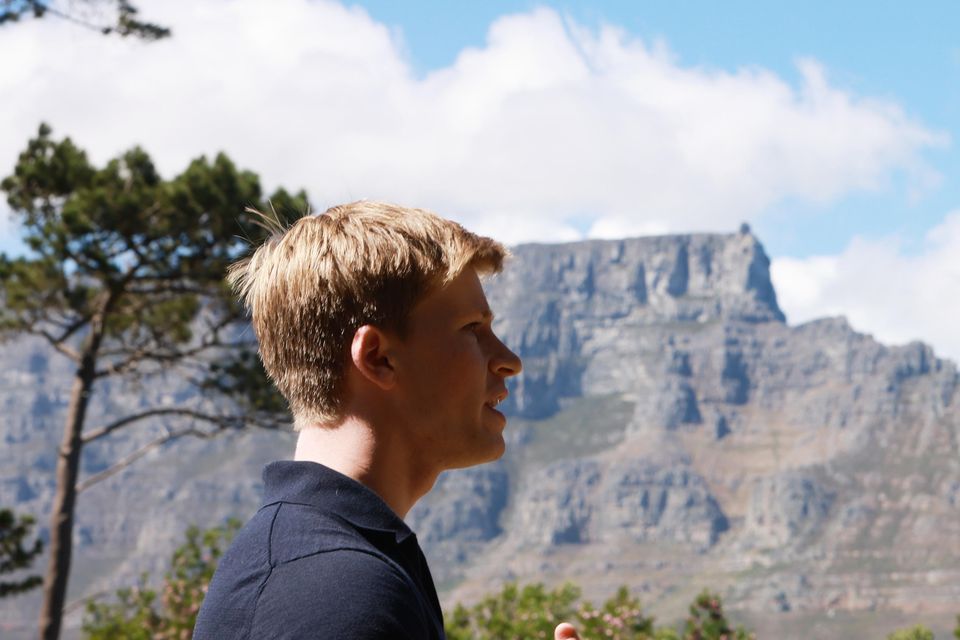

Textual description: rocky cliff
[2,228,958,639]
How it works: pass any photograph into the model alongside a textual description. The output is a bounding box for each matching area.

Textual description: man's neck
[293,417,438,519]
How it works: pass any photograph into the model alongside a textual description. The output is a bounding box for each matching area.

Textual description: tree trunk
[38,355,96,640]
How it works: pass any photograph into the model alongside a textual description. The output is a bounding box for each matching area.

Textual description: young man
[193,202,581,639]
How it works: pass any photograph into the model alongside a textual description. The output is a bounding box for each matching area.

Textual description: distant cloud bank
[772,211,960,363]
[1,0,956,361]
[1,0,943,241]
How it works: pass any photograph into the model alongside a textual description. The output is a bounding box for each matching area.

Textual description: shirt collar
[262,460,415,544]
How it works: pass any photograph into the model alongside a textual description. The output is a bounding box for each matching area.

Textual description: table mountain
[2,227,958,639]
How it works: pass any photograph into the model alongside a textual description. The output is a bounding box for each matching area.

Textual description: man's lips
[485,390,508,410]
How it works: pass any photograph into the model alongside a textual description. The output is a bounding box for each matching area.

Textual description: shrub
[83,519,240,639]
[886,624,935,640]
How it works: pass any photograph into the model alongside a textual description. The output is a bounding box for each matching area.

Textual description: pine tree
[1,123,302,638]
[0,507,43,598]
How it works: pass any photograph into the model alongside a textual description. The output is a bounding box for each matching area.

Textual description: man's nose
[491,337,522,377]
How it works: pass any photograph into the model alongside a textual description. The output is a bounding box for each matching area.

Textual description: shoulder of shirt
[258,501,423,599]
[196,508,430,640]
[269,545,417,589]
[251,549,431,638]
[260,501,395,565]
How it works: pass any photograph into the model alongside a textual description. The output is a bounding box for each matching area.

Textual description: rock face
[2,229,959,639]
[742,471,836,549]
[490,230,784,418]
[510,458,729,548]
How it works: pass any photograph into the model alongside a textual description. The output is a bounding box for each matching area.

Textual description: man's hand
[555,622,581,639]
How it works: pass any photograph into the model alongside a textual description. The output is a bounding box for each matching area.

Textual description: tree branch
[94,321,252,378]
[62,589,110,617]
[76,412,289,493]
[128,283,217,296]
[80,408,244,444]
[25,2,112,35]
[51,315,89,345]
[118,227,152,282]
[76,424,225,493]
[130,268,229,286]
[28,328,81,362]
[93,344,221,378]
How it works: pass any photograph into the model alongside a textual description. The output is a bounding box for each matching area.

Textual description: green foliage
[446,581,681,640]
[886,624,935,640]
[204,348,290,416]
[0,1,170,40]
[577,586,656,640]
[0,507,43,598]
[3,124,306,637]
[447,582,581,640]
[682,590,754,640]
[0,123,305,415]
[83,519,240,639]
[955,613,960,640]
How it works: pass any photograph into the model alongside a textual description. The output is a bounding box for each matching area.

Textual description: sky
[1,0,958,362]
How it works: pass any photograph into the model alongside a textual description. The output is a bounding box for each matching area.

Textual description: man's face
[391,268,522,471]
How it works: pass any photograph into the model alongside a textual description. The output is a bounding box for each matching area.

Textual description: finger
[554,622,580,640]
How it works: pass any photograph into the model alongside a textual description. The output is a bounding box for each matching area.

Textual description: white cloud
[0,0,946,244]
[772,211,960,363]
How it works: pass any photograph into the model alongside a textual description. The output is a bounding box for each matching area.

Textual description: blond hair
[228,201,506,429]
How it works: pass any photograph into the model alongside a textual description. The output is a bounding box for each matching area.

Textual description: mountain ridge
[2,228,958,639]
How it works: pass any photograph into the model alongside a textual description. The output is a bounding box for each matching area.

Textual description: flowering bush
[82,520,960,640]
[83,519,240,639]
[446,581,694,639]
[576,586,659,640]
[446,582,582,640]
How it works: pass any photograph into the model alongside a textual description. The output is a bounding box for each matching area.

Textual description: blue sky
[353,0,959,258]
[1,0,958,360]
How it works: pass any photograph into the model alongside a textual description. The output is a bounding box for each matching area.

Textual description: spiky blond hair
[228,201,506,429]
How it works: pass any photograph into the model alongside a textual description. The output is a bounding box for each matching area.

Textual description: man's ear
[350,325,396,390]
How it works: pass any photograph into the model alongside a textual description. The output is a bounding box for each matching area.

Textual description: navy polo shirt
[193,461,446,639]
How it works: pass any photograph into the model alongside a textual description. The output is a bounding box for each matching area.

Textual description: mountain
[2,228,959,639]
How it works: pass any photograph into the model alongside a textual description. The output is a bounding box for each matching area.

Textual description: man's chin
[475,437,507,465]
[449,435,506,470]
[486,435,507,461]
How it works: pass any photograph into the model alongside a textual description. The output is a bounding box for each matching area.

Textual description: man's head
[228,201,514,431]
